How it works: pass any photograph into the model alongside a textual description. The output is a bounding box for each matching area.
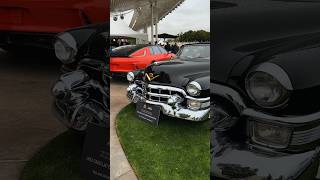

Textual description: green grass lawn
[116,104,210,180]
[20,131,84,180]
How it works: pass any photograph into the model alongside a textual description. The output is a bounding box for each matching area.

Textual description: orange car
[110,44,176,76]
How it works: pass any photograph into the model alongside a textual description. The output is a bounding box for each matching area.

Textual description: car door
[130,47,150,69]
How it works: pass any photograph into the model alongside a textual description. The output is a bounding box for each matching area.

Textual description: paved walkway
[0,50,66,180]
[110,79,138,180]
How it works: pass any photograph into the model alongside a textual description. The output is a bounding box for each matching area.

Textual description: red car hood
[0,0,108,33]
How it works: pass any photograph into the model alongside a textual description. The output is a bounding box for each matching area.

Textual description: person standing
[164,42,171,52]
[172,43,179,54]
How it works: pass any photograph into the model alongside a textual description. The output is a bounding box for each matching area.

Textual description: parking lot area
[0,48,65,180]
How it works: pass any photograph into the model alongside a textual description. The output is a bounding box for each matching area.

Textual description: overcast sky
[157,0,210,34]
[124,0,210,35]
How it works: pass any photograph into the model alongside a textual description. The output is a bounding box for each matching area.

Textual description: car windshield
[178,45,210,60]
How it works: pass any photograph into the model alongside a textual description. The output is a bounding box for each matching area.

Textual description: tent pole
[155,0,159,44]
[150,2,154,45]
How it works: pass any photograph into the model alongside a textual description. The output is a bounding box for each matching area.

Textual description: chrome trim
[187,81,202,96]
[243,108,320,124]
[254,62,293,90]
[127,83,210,121]
[291,126,320,145]
[145,99,210,121]
[148,84,210,102]
[127,72,135,82]
[58,32,77,50]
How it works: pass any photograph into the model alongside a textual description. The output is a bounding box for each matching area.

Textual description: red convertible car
[110,44,176,75]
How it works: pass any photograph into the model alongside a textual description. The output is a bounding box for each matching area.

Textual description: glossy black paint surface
[211,0,320,179]
[213,0,320,89]
[144,44,210,97]
[213,0,320,114]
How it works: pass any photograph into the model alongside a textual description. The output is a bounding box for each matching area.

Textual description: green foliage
[177,30,210,42]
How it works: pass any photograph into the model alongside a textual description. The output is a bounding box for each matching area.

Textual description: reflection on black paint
[211,0,320,179]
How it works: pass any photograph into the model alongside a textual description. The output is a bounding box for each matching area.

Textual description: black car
[212,0,320,179]
[127,43,210,122]
[51,23,109,132]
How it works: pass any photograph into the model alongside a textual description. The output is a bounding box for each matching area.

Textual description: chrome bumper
[127,83,210,121]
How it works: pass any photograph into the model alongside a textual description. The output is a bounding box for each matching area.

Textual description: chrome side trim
[243,108,320,124]
[292,126,320,145]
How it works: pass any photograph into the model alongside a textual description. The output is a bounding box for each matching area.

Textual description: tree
[176,30,210,42]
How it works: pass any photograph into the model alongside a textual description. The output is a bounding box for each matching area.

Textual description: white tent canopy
[111,0,185,30]
[110,19,148,44]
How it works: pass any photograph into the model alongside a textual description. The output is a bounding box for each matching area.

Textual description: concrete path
[110,79,138,180]
[0,50,66,180]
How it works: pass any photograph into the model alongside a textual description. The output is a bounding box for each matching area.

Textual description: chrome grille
[145,84,184,103]
[291,125,320,145]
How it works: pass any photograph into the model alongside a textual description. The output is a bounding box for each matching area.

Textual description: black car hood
[145,59,210,89]
[213,0,320,89]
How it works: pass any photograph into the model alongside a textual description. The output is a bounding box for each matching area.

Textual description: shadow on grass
[20,131,85,180]
[116,104,210,180]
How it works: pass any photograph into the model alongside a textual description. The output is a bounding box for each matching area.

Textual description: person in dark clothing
[164,42,171,52]
[172,43,179,54]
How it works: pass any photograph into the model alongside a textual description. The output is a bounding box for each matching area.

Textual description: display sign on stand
[81,122,109,180]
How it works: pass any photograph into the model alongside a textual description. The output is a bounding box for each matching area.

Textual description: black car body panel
[212,0,320,179]
[213,0,320,86]
[145,59,210,94]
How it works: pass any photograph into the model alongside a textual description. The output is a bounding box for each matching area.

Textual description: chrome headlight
[187,100,210,110]
[245,71,290,108]
[187,100,202,110]
[127,72,135,82]
[252,121,292,148]
[54,33,77,64]
[52,81,67,99]
[186,81,201,96]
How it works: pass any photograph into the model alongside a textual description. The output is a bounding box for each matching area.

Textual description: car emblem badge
[145,73,159,81]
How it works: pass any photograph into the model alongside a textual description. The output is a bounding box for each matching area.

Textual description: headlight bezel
[249,120,293,149]
[127,72,135,82]
[245,63,292,109]
[186,81,202,96]
[187,100,202,110]
[54,33,78,64]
